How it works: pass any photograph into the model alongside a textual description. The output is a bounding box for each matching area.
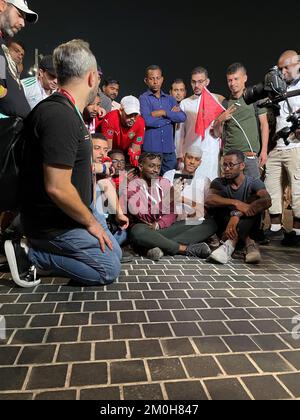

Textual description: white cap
[7,0,38,23]
[185,145,203,158]
[121,96,140,115]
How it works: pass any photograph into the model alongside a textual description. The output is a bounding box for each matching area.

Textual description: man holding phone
[127,152,216,261]
[164,145,211,222]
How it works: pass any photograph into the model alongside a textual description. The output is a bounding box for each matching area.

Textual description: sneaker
[265,228,285,241]
[121,250,134,263]
[186,243,211,259]
[245,243,261,264]
[208,241,235,264]
[281,231,300,247]
[255,229,270,246]
[207,234,220,251]
[147,247,164,261]
[4,239,41,288]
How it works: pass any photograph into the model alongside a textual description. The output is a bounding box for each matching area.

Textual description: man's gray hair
[53,39,97,85]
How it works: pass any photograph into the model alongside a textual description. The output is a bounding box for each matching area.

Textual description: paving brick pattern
[0,245,300,400]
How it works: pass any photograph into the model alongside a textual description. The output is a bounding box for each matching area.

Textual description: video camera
[244,66,300,146]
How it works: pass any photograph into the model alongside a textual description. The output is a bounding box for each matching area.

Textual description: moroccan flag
[195,87,224,139]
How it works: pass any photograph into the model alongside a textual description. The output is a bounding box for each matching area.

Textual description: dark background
[19,0,299,98]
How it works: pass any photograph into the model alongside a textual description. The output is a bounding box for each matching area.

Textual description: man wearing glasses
[102,95,145,167]
[206,149,271,264]
[176,67,222,181]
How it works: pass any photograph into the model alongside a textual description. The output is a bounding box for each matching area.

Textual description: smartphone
[174,174,194,180]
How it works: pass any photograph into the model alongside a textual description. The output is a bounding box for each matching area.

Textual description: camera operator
[265,50,300,246]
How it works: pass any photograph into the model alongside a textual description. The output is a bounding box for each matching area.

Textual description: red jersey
[102,110,145,152]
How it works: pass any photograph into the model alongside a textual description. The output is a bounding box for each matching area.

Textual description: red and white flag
[195,87,224,139]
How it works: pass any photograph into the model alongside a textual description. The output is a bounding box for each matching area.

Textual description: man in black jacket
[0,0,38,118]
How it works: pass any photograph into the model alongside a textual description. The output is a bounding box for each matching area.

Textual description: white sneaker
[208,240,235,264]
[5,239,41,288]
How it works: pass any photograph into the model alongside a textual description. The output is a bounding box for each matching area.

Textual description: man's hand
[127,168,139,183]
[234,200,251,214]
[177,158,184,170]
[259,150,268,167]
[116,213,129,230]
[244,206,258,217]
[94,162,114,177]
[217,104,237,123]
[145,221,159,230]
[173,178,185,204]
[171,106,181,113]
[151,110,166,118]
[225,216,239,241]
[98,107,107,118]
[87,220,113,253]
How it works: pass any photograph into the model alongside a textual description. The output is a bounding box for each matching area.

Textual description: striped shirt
[21,77,49,110]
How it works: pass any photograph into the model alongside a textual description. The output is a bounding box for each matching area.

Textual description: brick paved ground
[0,243,300,400]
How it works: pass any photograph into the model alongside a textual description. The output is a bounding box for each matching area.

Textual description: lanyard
[58,88,86,123]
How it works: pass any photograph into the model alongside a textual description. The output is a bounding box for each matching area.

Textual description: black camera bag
[0,117,24,211]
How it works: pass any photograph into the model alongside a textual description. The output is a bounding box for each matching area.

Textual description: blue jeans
[244,157,261,180]
[161,152,177,175]
[28,219,122,286]
[93,209,128,246]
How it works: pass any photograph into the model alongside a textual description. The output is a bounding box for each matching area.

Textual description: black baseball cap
[39,55,56,77]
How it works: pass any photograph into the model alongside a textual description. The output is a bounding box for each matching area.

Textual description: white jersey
[21,77,49,110]
[164,169,210,220]
[175,95,221,181]
[276,79,300,150]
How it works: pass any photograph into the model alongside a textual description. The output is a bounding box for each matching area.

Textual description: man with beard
[265,50,300,246]
[7,38,25,76]
[4,39,122,288]
[83,93,106,134]
[127,152,214,261]
[102,95,145,167]
[206,150,271,265]
[175,67,222,181]
[22,55,58,110]
[0,0,38,117]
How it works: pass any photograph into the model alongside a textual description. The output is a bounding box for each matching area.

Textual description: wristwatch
[230,210,243,218]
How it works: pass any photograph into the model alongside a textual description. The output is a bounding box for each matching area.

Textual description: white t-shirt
[164,169,211,220]
[276,79,300,150]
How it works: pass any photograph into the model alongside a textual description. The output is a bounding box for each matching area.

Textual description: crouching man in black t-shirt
[205,150,271,264]
[4,40,122,288]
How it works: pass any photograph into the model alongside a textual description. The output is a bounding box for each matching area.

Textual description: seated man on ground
[164,145,211,223]
[91,134,129,247]
[108,149,127,193]
[206,149,272,264]
[125,152,216,261]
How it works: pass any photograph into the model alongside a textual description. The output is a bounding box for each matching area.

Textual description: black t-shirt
[211,176,266,203]
[21,93,92,238]
[0,37,31,118]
